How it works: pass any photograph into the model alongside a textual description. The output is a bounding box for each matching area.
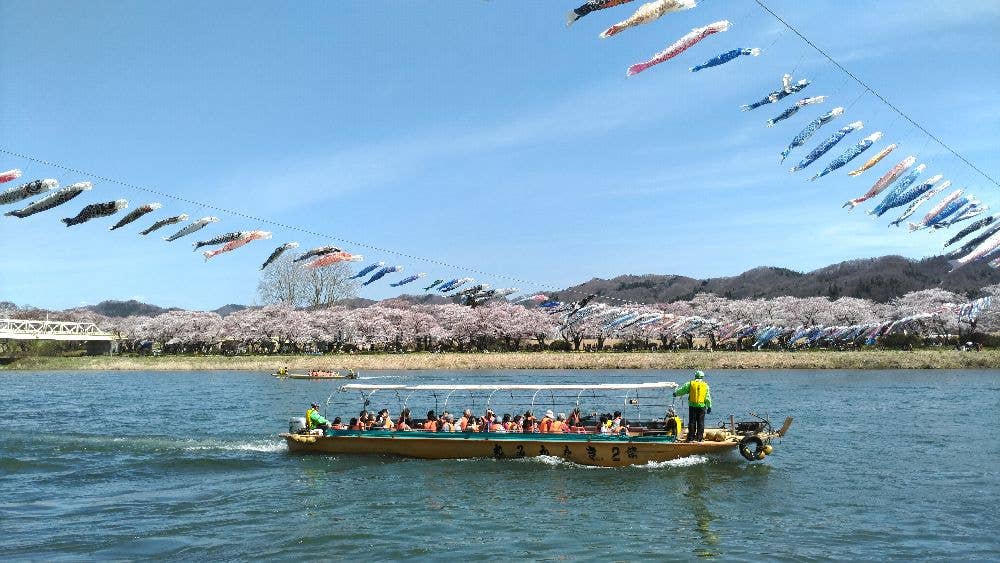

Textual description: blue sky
[1,1,998,310]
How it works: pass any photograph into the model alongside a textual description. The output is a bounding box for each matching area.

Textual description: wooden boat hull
[281,431,742,467]
[272,373,354,380]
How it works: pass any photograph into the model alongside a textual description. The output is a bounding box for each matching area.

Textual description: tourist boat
[280,382,792,467]
[272,369,358,380]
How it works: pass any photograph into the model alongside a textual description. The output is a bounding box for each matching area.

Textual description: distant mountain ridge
[65,256,1000,316]
[550,256,1000,304]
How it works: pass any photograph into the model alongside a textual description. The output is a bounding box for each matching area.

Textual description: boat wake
[12,433,286,455]
[639,455,709,469]
[493,454,709,470]
[183,439,286,453]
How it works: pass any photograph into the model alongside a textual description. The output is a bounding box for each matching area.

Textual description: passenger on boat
[305,403,331,431]
[437,411,452,432]
[487,411,505,432]
[480,409,496,432]
[440,414,456,432]
[549,413,568,433]
[331,416,344,430]
[523,411,538,433]
[611,411,626,434]
[459,409,475,431]
[674,370,712,442]
[277,366,288,376]
[510,414,524,433]
[348,417,362,430]
[396,408,413,431]
[423,410,438,431]
[664,406,683,437]
[376,409,395,430]
[599,416,612,434]
[567,408,582,427]
[500,413,513,431]
[360,410,375,430]
[539,410,555,433]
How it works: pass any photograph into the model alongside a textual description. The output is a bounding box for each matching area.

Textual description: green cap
[694,370,705,379]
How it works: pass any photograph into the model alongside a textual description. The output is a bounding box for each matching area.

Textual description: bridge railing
[0,318,115,341]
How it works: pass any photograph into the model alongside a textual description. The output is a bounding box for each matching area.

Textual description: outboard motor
[289,417,307,433]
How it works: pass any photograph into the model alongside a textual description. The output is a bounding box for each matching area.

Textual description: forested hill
[50,256,1000,316]
[550,256,1000,304]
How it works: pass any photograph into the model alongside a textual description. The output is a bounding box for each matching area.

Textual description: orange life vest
[539,417,552,433]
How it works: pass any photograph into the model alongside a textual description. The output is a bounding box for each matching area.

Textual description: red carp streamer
[203,230,271,261]
[305,251,363,269]
[626,20,730,77]
[0,169,22,183]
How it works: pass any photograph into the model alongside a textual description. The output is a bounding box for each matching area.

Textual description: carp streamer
[626,20,730,77]
[847,143,897,176]
[790,121,863,172]
[844,156,917,211]
[203,231,272,261]
[690,48,760,72]
[741,74,810,111]
[810,132,881,181]
[779,107,844,163]
[766,96,825,127]
[566,0,634,27]
[600,0,696,39]
[0,169,23,184]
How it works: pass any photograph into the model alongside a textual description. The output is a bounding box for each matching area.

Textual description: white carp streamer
[600,0,696,39]
[626,20,730,77]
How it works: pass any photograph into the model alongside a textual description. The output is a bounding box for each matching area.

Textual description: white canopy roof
[340,382,677,392]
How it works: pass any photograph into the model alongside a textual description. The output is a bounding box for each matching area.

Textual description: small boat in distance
[272,369,358,380]
[281,382,792,467]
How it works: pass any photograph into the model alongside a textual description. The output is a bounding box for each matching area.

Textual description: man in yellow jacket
[673,370,712,442]
[305,402,331,431]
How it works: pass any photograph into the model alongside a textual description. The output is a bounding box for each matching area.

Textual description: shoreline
[2,350,999,371]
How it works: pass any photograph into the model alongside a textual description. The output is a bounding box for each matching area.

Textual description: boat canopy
[340,382,678,392]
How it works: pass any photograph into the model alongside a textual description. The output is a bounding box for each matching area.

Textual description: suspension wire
[752,0,1000,190]
[0,147,653,310]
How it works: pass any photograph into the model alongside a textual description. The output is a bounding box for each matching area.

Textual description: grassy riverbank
[3,350,999,371]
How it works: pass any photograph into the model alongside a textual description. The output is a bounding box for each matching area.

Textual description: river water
[1,369,997,560]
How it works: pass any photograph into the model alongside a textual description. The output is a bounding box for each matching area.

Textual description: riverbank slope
[3,350,999,370]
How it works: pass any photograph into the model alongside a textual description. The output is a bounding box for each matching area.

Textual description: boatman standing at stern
[305,402,331,432]
[673,370,712,442]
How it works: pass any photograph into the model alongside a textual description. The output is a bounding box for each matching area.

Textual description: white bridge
[0,318,115,341]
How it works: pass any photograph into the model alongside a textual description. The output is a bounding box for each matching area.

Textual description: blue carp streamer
[917,196,970,231]
[935,202,987,228]
[779,107,844,163]
[790,121,863,172]
[689,48,760,72]
[810,132,881,181]
[889,181,949,227]
[350,261,384,279]
[944,216,996,248]
[741,74,810,111]
[866,165,926,216]
[363,265,403,286]
[950,223,1000,258]
[767,96,825,127]
[870,173,939,218]
[389,273,426,287]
